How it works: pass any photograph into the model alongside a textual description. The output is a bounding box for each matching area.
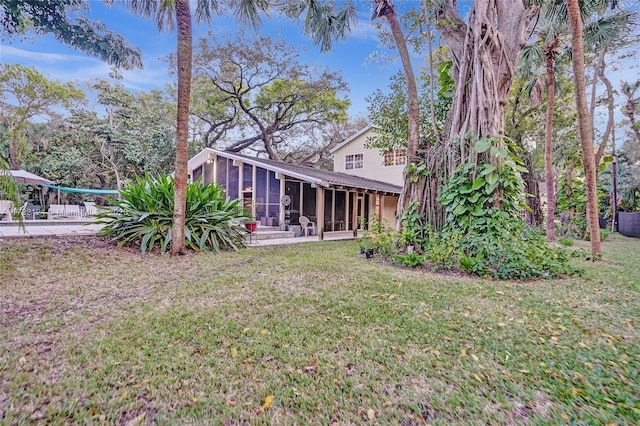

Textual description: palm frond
[583,11,633,47]
[298,0,357,52]
[233,0,269,28]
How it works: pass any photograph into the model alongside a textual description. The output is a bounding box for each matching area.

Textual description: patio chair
[84,201,97,216]
[0,200,13,221]
[299,215,316,236]
[47,204,67,219]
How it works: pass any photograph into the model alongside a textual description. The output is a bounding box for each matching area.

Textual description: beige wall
[333,128,404,187]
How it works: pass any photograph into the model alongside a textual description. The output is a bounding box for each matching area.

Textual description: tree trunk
[171,0,192,256]
[544,37,559,242]
[523,157,543,227]
[595,48,614,166]
[410,0,538,228]
[625,92,640,143]
[567,0,602,257]
[372,0,420,227]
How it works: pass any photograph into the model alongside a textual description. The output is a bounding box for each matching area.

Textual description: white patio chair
[299,216,316,236]
[84,201,97,216]
[0,200,13,221]
[47,204,66,219]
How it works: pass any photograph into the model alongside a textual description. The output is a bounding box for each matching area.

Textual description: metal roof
[189,148,402,195]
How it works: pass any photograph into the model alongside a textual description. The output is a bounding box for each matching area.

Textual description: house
[330,125,406,225]
[187,139,403,239]
[330,125,406,187]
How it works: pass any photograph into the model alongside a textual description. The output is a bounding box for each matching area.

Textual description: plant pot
[365,249,374,259]
[598,214,609,229]
[245,222,257,232]
[406,246,414,254]
[618,212,640,238]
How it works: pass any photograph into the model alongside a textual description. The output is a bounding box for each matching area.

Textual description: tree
[621,80,640,144]
[370,0,421,221]
[1,0,142,69]
[188,32,350,159]
[117,0,268,255]
[0,64,84,169]
[567,0,601,257]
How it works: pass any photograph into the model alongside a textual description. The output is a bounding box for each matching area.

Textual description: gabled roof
[329,124,374,154]
[189,148,402,195]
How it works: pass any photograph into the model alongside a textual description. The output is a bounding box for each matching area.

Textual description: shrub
[431,137,578,280]
[357,214,398,258]
[393,251,425,267]
[558,236,574,247]
[97,175,249,253]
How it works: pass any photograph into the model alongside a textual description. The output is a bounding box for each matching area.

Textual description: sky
[1,1,639,139]
[0,1,405,120]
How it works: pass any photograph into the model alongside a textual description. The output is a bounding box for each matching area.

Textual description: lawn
[1,235,638,425]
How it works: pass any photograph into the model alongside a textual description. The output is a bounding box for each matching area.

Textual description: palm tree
[370,0,420,225]
[115,0,266,255]
[543,33,560,242]
[566,0,601,257]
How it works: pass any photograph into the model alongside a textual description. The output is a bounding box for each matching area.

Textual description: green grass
[1,235,639,424]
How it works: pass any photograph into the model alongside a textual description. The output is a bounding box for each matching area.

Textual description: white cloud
[0,45,90,63]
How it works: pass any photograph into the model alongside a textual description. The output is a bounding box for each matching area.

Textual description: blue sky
[0,1,405,119]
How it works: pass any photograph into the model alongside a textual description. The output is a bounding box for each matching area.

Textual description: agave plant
[97,175,249,253]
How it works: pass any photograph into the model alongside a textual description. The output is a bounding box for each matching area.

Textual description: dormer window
[384,149,406,166]
[345,153,363,170]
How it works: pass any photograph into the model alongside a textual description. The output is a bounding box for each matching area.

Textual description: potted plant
[244,217,258,232]
[358,237,376,258]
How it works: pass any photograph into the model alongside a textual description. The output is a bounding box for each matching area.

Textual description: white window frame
[345,153,364,170]
[384,149,406,167]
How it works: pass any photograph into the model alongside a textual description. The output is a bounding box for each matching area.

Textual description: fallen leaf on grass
[263,395,275,410]
[367,408,375,420]
[230,347,237,358]
[471,353,479,362]
[125,412,146,426]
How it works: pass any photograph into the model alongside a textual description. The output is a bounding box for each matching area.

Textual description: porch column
[352,191,358,237]
[378,194,383,219]
[251,165,257,219]
[316,186,325,240]
[278,173,286,228]
[211,155,217,185]
[237,160,243,197]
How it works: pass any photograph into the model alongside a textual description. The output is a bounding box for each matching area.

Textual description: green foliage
[433,137,577,279]
[0,0,142,69]
[393,251,425,267]
[406,161,430,182]
[357,214,398,258]
[422,227,461,270]
[440,137,527,233]
[97,176,249,253]
[400,201,428,248]
[455,227,577,280]
[366,64,452,153]
[558,237,574,247]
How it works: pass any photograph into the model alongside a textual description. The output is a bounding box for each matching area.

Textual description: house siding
[332,128,405,187]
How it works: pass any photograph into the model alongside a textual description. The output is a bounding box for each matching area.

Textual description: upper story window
[384,149,406,166]
[345,153,364,170]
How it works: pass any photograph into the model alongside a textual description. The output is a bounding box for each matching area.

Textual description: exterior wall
[333,128,405,187]
[382,195,398,227]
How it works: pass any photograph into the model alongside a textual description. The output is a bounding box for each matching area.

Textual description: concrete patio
[0,220,360,246]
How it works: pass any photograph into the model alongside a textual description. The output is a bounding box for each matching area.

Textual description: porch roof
[189,148,402,196]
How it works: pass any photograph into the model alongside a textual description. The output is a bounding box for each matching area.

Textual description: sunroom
[188,149,402,239]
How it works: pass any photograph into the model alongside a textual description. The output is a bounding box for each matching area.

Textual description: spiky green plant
[97,175,249,253]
